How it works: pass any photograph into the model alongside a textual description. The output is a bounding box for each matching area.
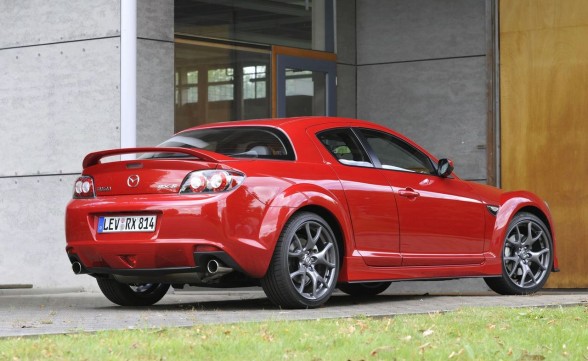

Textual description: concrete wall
[0,0,174,289]
[0,0,121,290]
[137,0,175,147]
[341,0,489,181]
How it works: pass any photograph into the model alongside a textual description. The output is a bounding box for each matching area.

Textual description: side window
[358,129,436,174]
[317,129,374,168]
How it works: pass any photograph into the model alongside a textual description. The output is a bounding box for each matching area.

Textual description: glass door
[274,47,336,117]
[175,38,271,131]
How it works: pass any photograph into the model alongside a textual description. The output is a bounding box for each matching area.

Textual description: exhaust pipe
[206,259,232,275]
[72,261,84,275]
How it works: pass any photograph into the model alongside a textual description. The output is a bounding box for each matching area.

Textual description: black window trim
[316,127,376,169]
[350,128,382,168]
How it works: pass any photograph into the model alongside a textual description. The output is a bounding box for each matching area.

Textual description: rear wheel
[97,278,170,306]
[338,282,391,297]
[485,212,553,295]
[261,212,340,309]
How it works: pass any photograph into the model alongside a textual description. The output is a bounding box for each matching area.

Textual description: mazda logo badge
[127,175,140,188]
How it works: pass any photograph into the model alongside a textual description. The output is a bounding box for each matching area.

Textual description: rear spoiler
[82,147,232,168]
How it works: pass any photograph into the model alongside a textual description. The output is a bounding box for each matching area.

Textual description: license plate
[98,215,157,233]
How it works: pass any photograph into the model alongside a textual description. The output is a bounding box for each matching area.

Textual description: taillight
[73,176,95,198]
[180,170,245,194]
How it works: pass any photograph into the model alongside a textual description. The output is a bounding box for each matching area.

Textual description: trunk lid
[81,146,230,196]
[85,159,217,196]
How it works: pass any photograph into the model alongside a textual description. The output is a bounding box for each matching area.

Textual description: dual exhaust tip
[72,259,232,275]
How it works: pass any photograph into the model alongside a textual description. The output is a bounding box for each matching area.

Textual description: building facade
[1,0,581,290]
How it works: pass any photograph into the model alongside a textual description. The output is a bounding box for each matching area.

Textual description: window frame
[316,128,375,168]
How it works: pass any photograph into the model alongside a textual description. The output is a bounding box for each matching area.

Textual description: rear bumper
[67,251,244,276]
[66,250,252,286]
[65,191,273,278]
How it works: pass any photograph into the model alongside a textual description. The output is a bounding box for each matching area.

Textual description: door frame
[271,46,337,118]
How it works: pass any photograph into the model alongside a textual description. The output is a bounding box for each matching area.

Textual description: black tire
[338,282,391,297]
[261,212,340,309]
[97,278,170,306]
[485,212,553,295]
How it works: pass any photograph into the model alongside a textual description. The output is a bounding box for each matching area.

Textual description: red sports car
[65,117,558,308]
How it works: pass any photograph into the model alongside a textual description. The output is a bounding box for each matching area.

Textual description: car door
[309,125,401,267]
[355,128,486,266]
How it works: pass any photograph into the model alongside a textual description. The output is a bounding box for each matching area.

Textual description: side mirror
[437,158,454,178]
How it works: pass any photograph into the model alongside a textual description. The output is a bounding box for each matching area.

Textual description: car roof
[180,116,387,133]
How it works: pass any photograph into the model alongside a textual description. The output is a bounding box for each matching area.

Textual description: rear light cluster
[180,170,245,194]
[73,176,95,198]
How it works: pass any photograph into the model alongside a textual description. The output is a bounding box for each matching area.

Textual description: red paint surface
[65,117,558,282]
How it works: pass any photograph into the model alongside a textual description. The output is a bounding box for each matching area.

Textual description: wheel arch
[253,184,353,279]
[491,193,559,272]
[485,204,557,295]
[517,205,552,235]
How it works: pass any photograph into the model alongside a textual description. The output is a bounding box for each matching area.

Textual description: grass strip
[1,305,587,360]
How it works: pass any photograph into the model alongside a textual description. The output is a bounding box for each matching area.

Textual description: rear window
[154,126,295,160]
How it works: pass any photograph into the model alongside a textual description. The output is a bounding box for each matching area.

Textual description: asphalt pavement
[1,285,587,338]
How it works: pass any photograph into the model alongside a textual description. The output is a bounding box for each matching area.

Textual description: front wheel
[261,212,340,309]
[97,278,170,306]
[485,212,553,295]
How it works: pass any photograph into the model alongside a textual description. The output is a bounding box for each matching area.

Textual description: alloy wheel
[503,219,551,289]
[287,220,338,300]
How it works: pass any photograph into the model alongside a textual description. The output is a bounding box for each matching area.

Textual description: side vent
[486,205,499,216]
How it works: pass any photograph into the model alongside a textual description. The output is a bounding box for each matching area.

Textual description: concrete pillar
[136,0,174,147]
[335,0,357,118]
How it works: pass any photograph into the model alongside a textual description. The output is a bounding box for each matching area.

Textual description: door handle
[398,188,420,198]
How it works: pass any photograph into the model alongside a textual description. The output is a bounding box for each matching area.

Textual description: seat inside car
[248,145,271,156]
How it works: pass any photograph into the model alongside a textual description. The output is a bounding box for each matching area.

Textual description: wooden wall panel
[500,0,588,287]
